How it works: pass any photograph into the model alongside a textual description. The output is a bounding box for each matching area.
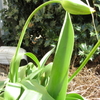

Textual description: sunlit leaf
[20,80,55,100]
[66,93,85,100]
[47,12,74,100]
[25,52,40,68]
[4,83,21,100]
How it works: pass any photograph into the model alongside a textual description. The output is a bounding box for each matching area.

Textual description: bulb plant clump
[0,0,98,100]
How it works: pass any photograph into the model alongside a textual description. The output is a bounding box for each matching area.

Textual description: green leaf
[66,93,85,100]
[18,61,41,81]
[19,89,42,100]
[4,83,21,100]
[25,62,35,75]
[9,52,40,83]
[25,52,40,68]
[44,62,53,77]
[9,53,25,83]
[47,12,74,100]
[25,67,43,80]
[40,62,53,86]
[18,65,27,81]
[40,46,55,68]
[18,62,42,81]
[0,97,4,100]
[20,80,55,100]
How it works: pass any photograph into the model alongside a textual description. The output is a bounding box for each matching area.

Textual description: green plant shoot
[1,0,97,100]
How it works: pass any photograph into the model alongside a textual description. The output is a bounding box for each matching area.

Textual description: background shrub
[0,0,100,63]
[0,0,65,59]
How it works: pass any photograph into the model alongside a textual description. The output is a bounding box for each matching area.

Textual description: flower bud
[61,0,95,15]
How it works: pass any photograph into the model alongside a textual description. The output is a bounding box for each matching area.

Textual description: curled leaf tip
[61,0,95,15]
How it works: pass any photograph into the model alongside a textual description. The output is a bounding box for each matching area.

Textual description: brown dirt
[0,64,9,81]
[0,55,100,100]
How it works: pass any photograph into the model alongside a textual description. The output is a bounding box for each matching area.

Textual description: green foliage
[1,0,100,63]
[0,0,98,100]
[66,93,84,100]
[73,22,99,63]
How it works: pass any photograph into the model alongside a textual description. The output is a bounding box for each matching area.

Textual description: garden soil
[0,55,100,100]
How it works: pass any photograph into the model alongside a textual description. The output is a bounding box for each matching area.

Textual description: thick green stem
[9,0,61,83]
[68,40,100,82]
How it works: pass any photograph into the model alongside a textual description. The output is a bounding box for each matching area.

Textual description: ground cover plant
[0,0,99,100]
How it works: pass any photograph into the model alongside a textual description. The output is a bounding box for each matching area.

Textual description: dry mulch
[68,66,100,100]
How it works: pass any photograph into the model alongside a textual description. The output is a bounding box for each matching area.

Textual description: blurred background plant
[0,0,100,64]
[0,0,65,59]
